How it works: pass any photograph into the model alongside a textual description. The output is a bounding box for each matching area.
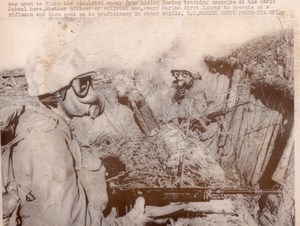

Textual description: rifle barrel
[222,189,282,195]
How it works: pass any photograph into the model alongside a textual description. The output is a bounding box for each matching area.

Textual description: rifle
[189,101,250,133]
[205,101,250,120]
[105,187,282,218]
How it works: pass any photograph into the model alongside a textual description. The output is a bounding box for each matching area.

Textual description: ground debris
[90,124,227,188]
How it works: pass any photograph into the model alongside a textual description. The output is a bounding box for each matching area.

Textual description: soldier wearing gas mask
[2,45,151,226]
[170,68,217,137]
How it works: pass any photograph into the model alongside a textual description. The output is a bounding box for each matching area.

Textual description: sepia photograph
[0,14,296,226]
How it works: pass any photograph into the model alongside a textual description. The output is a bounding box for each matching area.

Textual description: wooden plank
[230,93,253,173]
[219,70,248,166]
[236,93,257,173]
[260,113,282,179]
[236,111,251,173]
[246,104,283,185]
[218,75,229,103]
[247,107,269,169]
[250,121,276,185]
[231,74,252,163]
[242,100,264,183]
[226,70,241,108]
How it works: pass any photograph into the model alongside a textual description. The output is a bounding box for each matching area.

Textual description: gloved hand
[123,197,152,225]
[116,198,186,226]
[172,86,187,104]
[105,198,189,226]
[104,197,153,226]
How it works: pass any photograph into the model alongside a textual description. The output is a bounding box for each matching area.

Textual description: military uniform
[3,105,138,226]
[2,45,148,226]
[176,79,216,120]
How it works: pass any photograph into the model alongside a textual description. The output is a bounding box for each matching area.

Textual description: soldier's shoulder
[16,105,64,136]
[188,80,206,96]
[193,79,208,89]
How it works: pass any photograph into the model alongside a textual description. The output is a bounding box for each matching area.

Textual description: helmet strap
[38,92,59,105]
[39,89,73,120]
[38,88,67,105]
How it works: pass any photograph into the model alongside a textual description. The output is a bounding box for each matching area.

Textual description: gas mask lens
[172,71,188,79]
[173,71,180,78]
[71,76,92,98]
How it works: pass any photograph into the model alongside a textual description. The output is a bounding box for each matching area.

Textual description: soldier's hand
[124,197,153,226]
[172,86,186,103]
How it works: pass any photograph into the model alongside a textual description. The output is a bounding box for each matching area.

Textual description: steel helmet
[25,44,93,97]
[170,57,202,79]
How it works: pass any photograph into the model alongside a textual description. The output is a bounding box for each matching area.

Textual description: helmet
[25,44,93,97]
[170,57,202,79]
[171,69,193,77]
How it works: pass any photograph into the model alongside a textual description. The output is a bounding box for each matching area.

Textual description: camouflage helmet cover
[25,44,93,97]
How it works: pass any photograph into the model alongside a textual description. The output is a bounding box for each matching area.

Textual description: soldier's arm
[13,131,148,226]
[12,131,105,225]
